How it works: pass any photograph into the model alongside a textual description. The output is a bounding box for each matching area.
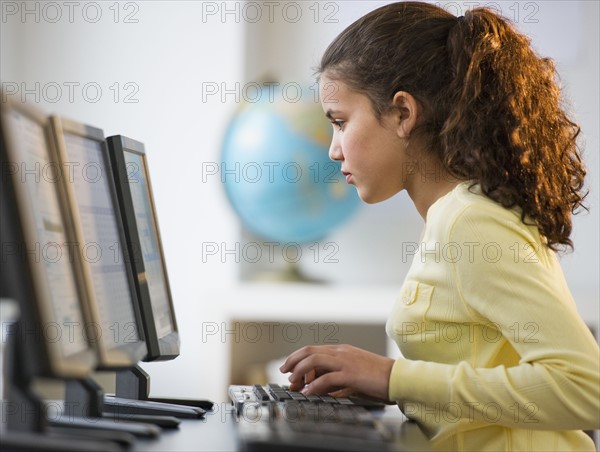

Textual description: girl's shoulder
[427,180,543,246]
[427,180,510,222]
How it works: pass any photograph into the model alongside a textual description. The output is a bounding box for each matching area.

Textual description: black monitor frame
[106,135,180,361]
[48,116,147,368]
[0,97,97,378]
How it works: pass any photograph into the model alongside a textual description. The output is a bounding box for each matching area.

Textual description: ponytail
[442,8,586,250]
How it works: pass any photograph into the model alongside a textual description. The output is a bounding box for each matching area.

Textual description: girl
[280,2,600,450]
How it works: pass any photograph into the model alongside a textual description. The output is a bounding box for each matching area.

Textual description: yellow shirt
[386,181,599,451]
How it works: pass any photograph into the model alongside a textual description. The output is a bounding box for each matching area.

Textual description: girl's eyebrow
[325,109,341,119]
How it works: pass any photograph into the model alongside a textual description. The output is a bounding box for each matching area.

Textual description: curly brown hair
[318,1,587,251]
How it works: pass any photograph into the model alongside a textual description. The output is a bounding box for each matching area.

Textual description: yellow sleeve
[388,204,600,430]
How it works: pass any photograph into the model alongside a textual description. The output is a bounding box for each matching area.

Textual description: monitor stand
[2,323,129,451]
[102,365,213,418]
[62,378,178,431]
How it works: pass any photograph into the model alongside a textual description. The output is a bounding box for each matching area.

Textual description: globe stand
[252,261,325,284]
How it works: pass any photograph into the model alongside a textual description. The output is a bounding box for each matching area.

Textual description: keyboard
[229,384,402,451]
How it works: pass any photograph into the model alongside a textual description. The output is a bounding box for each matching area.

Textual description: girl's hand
[279,344,395,402]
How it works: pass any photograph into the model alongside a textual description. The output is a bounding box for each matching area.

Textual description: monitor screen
[107,135,180,361]
[49,117,147,367]
[0,99,96,378]
[124,152,174,338]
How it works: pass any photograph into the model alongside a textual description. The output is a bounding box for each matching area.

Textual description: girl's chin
[357,188,398,204]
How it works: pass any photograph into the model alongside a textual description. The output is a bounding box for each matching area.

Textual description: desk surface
[132,404,431,452]
[133,404,239,452]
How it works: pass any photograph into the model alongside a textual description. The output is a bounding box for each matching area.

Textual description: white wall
[2,1,598,402]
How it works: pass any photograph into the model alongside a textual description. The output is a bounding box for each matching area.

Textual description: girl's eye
[331,120,345,131]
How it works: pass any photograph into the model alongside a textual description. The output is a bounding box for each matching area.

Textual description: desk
[132,404,239,451]
[133,403,432,451]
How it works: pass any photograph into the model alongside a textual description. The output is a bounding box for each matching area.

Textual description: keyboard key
[288,391,307,401]
[304,394,321,403]
[318,395,338,404]
[252,384,270,401]
[269,390,292,401]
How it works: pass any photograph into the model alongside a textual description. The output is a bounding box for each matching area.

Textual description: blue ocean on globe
[221,90,360,244]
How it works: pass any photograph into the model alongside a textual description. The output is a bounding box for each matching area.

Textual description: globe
[221,88,360,245]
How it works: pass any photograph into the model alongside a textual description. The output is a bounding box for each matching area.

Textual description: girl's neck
[405,160,463,221]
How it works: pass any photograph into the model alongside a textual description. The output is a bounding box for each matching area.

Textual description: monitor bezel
[0,97,97,378]
[106,135,180,361]
[48,115,147,368]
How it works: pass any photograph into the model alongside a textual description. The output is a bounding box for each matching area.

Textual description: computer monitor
[106,135,180,361]
[0,97,96,378]
[48,116,147,368]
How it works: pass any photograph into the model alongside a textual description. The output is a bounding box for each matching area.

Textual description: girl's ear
[391,91,420,139]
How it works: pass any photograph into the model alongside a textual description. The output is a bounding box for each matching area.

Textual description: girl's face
[320,75,413,204]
